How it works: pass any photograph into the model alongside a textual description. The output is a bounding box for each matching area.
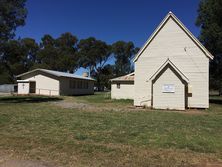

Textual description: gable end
[133,12,214,62]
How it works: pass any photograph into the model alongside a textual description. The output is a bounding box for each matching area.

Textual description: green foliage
[0,38,39,83]
[78,37,112,90]
[0,0,27,83]
[196,0,222,89]
[0,0,140,88]
[36,35,58,70]
[1,40,26,82]
[77,39,139,90]
[0,0,27,43]
[78,37,111,74]
[56,32,79,72]
[21,38,39,68]
[0,67,11,84]
[33,33,79,72]
[112,41,139,76]
[92,64,115,90]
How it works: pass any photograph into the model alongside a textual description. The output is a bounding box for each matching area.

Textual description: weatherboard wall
[59,77,94,95]
[18,82,30,94]
[153,67,185,110]
[17,70,95,96]
[134,17,209,108]
[111,82,134,100]
[22,73,60,96]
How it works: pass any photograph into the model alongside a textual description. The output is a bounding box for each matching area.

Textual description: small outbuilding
[111,12,214,110]
[16,69,95,96]
[111,73,134,99]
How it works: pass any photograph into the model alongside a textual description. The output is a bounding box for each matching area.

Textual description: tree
[1,40,26,83]
[78,37,111,74]
[196,0,222,89]
[21,38,39,69]
[92,64,115,90]
[55,32,79,72]
[112,41,139,76]
[36,35,58,70]
[36,33,79,73]
[78,37,111,90]
[0,0,27,83]
[0,0,27,43]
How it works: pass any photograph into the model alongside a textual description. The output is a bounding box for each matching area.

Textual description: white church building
[111,12,213,110]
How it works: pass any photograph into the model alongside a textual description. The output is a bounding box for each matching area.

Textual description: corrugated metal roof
[16,68,95,81]
[111,72,134,82]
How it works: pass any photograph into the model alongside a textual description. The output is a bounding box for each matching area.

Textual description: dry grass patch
[0,94,222,166]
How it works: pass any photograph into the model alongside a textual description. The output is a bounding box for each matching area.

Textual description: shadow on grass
[67,94,95,97]
[0,96,63,103]
[210,96,222,105]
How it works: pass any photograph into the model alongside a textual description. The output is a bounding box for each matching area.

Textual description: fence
[35,88,59,96]
[0,84,17,93]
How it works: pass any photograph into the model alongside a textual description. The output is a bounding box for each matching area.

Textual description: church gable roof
[149,59,189,84]
[133,11,214,62]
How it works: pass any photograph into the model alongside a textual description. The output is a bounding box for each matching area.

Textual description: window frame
[117,83,120,89]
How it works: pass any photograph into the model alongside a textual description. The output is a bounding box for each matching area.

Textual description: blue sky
[16,0,201,75]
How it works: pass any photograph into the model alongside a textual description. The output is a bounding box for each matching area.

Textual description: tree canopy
[0,0,140,90]
[0,0,27,43]
[36,33,79,72]
[112,41,139,76]
[77,37,112,90]
[0,0,27,84]
[78,37,111,74]
[196,0,222,89]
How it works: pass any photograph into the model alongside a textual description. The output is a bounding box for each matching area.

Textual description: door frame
[151,66,188,110]
[29,81,36,94]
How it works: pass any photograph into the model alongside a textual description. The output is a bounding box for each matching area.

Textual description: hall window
[117,83,120,89]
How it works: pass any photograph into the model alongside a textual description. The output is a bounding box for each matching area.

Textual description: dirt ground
[0,152,57,167]
[1,150,222,167]
[0,160,53,167]
[52,99,207,115]
[51,100,135,112]
[0,93,11,97]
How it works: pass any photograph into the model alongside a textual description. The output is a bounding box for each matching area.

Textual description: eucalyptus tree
[112,41,139,76]
[196,0,222,89]
[0,0,27,83]
[78,37,111,90]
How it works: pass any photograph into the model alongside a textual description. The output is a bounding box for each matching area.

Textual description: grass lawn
[0,93,222,166]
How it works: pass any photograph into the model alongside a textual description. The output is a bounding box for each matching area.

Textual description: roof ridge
[16,68,95,81]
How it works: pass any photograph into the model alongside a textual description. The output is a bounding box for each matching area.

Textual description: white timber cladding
[134,15,210,108]
[153,68,185,110]
[21,74,60,96]
[111,82,134,99]
[18,82,30,94]
[17,69,95,96]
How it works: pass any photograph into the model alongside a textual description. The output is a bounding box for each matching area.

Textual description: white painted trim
[149,59,189,83]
